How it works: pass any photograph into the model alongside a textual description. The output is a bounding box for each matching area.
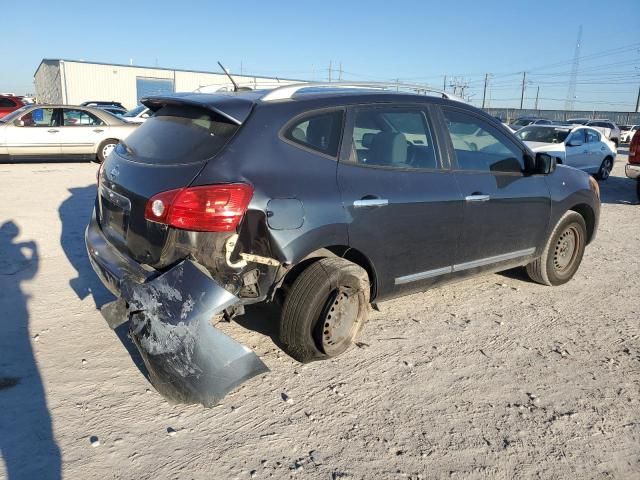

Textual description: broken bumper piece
[104,260,268,407]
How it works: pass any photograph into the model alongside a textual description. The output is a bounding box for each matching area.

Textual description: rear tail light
[144,184,254,232]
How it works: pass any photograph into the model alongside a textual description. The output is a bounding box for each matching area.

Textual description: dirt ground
[0,152,638,480]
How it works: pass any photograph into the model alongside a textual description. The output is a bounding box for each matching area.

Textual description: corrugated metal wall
[485,108,640,125]
[34,60,299,109]
[33,60,63,104]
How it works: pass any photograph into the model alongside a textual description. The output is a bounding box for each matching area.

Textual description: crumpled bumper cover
[100,259,269,407]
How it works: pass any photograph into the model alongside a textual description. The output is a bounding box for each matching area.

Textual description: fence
[484,108,640,125]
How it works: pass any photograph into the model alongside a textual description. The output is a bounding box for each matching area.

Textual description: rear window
[283,110,344,157]
[116,104,239,165]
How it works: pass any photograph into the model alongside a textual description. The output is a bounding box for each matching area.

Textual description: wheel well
[570,204,596,244]
[281,246,378,300]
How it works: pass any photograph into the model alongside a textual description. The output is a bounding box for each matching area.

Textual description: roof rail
[260,81,466,103]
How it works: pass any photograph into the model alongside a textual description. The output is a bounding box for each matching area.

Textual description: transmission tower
[565,25,582,110]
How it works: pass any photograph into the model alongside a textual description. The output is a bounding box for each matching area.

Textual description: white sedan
[121,104,153,124]
[515,124,616,180]
[0,104,138,163]
[620,125,638,144]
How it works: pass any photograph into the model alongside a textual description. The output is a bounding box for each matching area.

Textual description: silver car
[0,104,138,163]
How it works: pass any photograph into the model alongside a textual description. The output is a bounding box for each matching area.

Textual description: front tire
[97,139,118,163]
[526,211,587,286]
[597,156,613,180]
[279,257,370,363]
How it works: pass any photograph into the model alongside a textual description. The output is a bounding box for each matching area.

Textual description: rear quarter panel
[191,102,349,264]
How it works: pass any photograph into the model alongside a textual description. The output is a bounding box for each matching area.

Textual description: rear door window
[351,107,438,169]
[116,104,239,165]
[443,108,524,173]
[283,110,344,157]
[62,109,104,126]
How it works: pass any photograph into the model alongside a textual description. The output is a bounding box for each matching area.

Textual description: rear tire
[97,139,118,163]
[279,257,370,363]
[526,211,587,286]
[597,156,613,180]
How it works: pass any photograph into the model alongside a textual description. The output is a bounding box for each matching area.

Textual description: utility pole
[636,85,640,112]
[520,72,527,109]
[339,62,343,81]
[328,60,332,82]
[482,73,489,109]
[443,75,447,92]
[534,86,540,110]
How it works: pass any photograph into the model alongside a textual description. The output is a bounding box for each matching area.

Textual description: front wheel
[526,211,587,286]
[597,157,613,180]
[279,257,370,363]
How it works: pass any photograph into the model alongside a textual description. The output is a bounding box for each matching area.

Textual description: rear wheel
[597,156,613,180]
[526,211,587,286]
[97,139,118,163]
[279,257,370,363]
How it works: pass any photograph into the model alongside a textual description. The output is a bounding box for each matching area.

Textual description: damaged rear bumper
[85,211,268,407]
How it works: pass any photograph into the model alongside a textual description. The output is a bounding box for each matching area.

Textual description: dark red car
[0,95,25,118]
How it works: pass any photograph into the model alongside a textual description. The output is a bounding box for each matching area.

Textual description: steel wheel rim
[102,143,116,159]
[319,287,360,355]
[553,226,579,273]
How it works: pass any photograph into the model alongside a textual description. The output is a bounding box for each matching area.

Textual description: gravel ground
[0,152,638,480]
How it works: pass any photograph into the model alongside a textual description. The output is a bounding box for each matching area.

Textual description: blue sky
[2,0,639,110]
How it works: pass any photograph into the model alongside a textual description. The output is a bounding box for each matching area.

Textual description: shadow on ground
[58,185,149,380]
[0,221,61,480]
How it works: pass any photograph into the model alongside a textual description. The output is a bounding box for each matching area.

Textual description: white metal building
[34,59,301,109]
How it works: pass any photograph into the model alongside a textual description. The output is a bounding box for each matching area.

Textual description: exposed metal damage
[100,259,269,407]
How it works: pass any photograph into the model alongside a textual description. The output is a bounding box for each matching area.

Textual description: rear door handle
[465,194,491,202]
[353,198,389,208]
[93,129,104,133]
[48,129,59,133]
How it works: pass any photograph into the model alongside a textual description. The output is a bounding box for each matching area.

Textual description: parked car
[516,124,616,179]
[509,116,553,130]
[0,95,25,119]
[585,120,621,147]
[0,104,138,163]
[566,118,590,125]
[620,124,639,144]
[626,127,640,200]
[94,105,128,117]
[81,100,126,110]
[87,84,602,406]
[121,104,153,124]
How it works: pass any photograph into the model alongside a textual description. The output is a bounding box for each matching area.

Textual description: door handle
[465,194,491,202]
[583,150,588,154]
[93,129,104,133]
[353,198,389,208]
[48,129,59,133]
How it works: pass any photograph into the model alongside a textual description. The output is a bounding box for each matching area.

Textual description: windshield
[512,119,534,127]
[515,126,571,143]
[567,119,589,125]
[0,105,30,123]
[123,105,146,117]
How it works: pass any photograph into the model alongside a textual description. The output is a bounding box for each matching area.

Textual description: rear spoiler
[141,93,256,125]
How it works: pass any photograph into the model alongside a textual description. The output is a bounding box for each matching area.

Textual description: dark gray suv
[86,83,601,406]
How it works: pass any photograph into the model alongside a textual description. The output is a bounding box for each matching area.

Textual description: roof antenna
[218,61,239,92]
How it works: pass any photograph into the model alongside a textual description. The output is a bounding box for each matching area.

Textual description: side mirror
[141,113,149,118]
[534,152,556,174]
[566,138,583,147]
[13,119,25,127]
